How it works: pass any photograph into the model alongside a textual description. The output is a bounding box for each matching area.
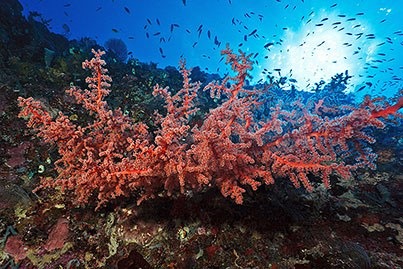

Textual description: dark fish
[170,23,179,32]
[153,32,161,36]
[112,28,119,33]
[346,18,356,21]
[207,30,211,39]
[186,29,191,33]
[317,41,325,46]
[338,14,346,17]
[357,85,366,92]
[356,12,364,16]
[146,32,149,38]
[182,0,186,6]
[249,29,257,36]
[258,14,264,22]
[264,42,274,48]
[156,19,160,25]
[159,47,164,54]
[274,68,281,71]
[353,24,361,28]
[62,23,70,33]
[96,7,102,12]
[192,42,198,48]
[238,43,243,47]
[244,35,247,41]
[380,19,386,23]
[124,7,130,14]
[147,18,152,25]
[128,36,134,39]
[330,3,337,8]
[315,23,324,26]
[321,18,328,22]
[64,3,71,7]
[332,22,341,25]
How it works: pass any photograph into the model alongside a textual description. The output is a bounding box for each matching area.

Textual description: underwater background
[0,0,402,268]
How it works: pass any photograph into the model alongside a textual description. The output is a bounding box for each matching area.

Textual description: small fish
[192,42,198,48]
[147,18,152,25]
[64,3,71,7]
[153,32,161,36]
[346,18,356,21]
[112,28,119,33]
[182,0,186,6]
[338,14,346,17]
[95,7,102,12]
[248,29,257,36]
[207,30,211,39]
[170,23,179,32]
[124,7,130,14]
[315,23,324,27]
[321,18,328,22]
[357,85,366,92]
[62,23,70,33]
[156,19,160,25]
[356,12,364,16]
[332,22,341,25]
[330,3,337,8]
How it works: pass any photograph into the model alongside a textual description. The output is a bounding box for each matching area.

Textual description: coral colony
[18,48,402,210]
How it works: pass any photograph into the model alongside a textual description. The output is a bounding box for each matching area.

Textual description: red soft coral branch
[18,47,402,209]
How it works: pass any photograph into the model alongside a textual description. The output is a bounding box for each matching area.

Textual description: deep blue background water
[19,0,403,100]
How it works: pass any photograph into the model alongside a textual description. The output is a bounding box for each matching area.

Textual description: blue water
[19,0,403,100]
